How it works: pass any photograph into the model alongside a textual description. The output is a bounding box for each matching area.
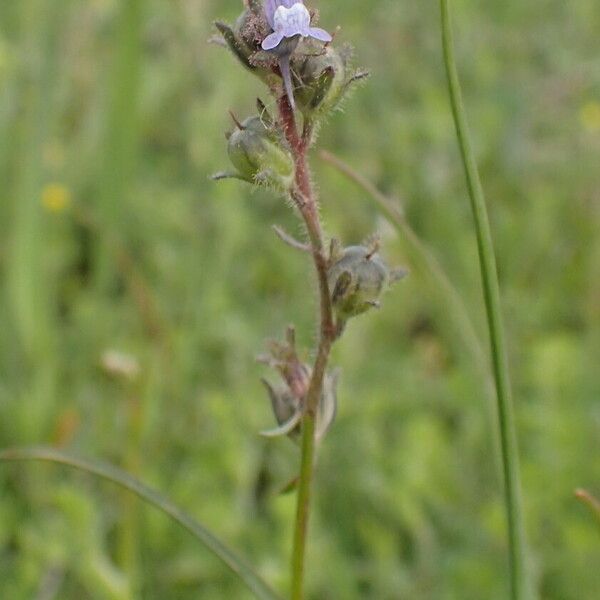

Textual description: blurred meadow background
[1,0,599,598]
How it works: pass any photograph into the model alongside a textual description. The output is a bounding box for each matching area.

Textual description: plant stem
[277,98,335,599]
[439,2,530,598]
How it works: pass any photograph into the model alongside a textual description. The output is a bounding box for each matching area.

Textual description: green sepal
[214,21,255,72]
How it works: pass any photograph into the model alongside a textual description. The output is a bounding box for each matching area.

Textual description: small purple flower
[262,1,332,51]
[261,1,332,109]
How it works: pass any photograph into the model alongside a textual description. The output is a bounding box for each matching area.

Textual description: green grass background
[1,0,599,598]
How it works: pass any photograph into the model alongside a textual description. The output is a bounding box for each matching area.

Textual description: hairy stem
[439,2,530,598]
[278,97,335,599]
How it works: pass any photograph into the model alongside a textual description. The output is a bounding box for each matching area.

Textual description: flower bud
[219,115,295,190]
[295,46,369,117]
[327,239,407,332]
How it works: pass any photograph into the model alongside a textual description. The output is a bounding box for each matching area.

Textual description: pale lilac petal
[263,1,331,56]
[308,27,332,43]
[264,0,301,28]
[264,0,278,27]
[274,4,311,38]
[262,31,285,51]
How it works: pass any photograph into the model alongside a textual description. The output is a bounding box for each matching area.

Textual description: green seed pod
[295,46,369,118]
[328,241,407,332]
[224,115,295,190]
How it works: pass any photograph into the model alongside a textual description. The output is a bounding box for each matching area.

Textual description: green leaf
[0,447,282,600]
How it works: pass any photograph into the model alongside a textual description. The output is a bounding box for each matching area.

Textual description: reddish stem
[277,96,335,344]
[277,94,336,598]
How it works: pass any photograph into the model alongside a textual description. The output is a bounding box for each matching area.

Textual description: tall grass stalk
[95,0,142,289]
[439,1,530,598]
[8,0,63,360]
[6,0,65,441]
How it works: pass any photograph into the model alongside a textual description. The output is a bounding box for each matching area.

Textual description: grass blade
[0,447,282,600]
[439,1,531,598]
[95,0,142,289]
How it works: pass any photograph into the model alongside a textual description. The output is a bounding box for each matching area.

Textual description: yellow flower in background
[580,101,600,132]
[42,183,71,213]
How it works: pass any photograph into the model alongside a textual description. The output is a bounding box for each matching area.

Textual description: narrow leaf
[214,21,255,72]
